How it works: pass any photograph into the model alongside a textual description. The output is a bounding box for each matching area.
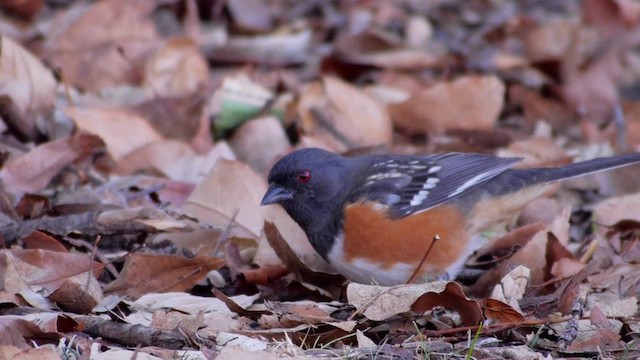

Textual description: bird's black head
[261,148,357,249]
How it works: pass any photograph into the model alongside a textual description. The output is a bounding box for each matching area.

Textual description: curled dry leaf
[346,281,448,322]
[0,249,104,312]
[473,232,576,296]
[0,134,104,196]
[298,76,393,151]
[144,37,210,98]
[0,35,56,139]
[411,282,485,326]
[103,253,224,299]
[66,107,164,162]
[489,265,530,315]
[389,75,505,135]
[482,298,525,324]
[0,317,50,350]
[42,0,160,91]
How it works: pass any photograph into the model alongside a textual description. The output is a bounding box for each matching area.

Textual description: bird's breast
[325,202,475,285]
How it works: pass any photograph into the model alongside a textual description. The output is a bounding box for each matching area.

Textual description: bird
[261,148,640,286]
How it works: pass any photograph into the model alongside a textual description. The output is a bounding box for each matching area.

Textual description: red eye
[297,169,311,184]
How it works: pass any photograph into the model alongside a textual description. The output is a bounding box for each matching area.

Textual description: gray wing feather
[356,153,522,218]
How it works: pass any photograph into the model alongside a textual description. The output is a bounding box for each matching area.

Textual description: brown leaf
[482,298,525,324]
[116,140,235,183]
[389,75,504,135]
[0,134,104,196]
[347,282,448,321]
[143,37,210,98]
[42,0,160,91]
[182,159,266,239]
[411,282,484,326]
[23,231,67,252]
[0,317,49,349]
[298,76,393,151]
[66,107,164,163]
[104,253,224,299]
[229,116,291,174]
[0,35,56,139]
[0,249,104,311]
[212,289,271,320]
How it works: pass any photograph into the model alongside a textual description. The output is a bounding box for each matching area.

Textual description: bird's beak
[261,185,293,205]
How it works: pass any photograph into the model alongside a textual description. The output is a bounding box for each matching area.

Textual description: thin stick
[405,234,440,284]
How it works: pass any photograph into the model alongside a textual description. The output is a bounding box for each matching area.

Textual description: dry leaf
[229,116,291,174]
[117,140,235,183]
[0,35,56,139]
[182,159,266,239]
[0,249,103,312]
[389,75,505,135]
[104,253,224,299]
[298,76,393,151]
[411,282,484,326]
[346,281,447,321]
[0,134,103,196]
[42,0,160,91]
[144,37,209,98]
[66,107,164,162]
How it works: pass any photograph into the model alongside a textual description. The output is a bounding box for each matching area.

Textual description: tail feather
[484,152,640,198]
[542,152,640,183]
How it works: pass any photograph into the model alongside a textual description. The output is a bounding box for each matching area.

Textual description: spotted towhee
[261,148,640,285]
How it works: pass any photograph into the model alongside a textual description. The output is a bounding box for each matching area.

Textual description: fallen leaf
[229,116,291,174]
[143,37,209,98]
[489,265,530,314]
[116,140,235,183]
[0,35,56,139]
[389,75,505,135]
[346,281,448,321]
[0,134,104,196]
[42,0,160,91]
[0,249,104,312]
[298,76,393,151]
[104,253,224,299]
[182,159,265,239]
[66,107,164,162]
[411,282,484,326]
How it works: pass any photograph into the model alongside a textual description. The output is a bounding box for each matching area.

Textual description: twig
[406,234,440,284]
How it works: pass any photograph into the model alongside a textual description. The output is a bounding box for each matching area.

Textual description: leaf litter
[1,0,640,359]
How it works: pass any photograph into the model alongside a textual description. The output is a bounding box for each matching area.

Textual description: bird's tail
[541,152,640,183]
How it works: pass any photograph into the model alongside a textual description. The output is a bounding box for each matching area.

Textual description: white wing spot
[428,165,441,173]
[409,191,429,206]
[366,172,405,182]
